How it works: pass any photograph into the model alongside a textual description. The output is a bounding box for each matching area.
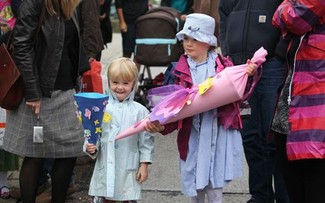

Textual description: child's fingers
[136,172,141,182]
[151,121,165,132]
[86,148,94,154]
[86,144,97,154]
[143,121,151,131]
[137,173,147,183]
[145,121,157,132]
[246,59,257,68]
[140,173,148,183]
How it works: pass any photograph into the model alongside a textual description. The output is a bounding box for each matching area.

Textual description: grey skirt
[3,89,84,158]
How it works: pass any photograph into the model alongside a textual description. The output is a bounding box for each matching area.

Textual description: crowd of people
[0,0,324,203]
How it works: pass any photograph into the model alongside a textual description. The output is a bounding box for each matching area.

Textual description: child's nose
[117,84,123,89]
[186,40,193,46]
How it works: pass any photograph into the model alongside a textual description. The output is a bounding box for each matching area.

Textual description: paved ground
[6,134,250,203]
[5,33,251,203]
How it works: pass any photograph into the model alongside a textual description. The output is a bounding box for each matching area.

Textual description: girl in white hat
[147,13,256,203]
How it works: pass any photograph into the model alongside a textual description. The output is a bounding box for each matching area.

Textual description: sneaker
[0,186,10,199]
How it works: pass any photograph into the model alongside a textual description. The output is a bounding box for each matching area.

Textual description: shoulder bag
[0,3,45,110]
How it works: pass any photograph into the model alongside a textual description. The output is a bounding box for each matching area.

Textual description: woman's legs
[19,157,44,203]
[302,158,325,203]
[51,157,76,203]
[274,132,325,203]
[274,132,303,203]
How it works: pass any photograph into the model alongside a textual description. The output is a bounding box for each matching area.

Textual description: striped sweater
[272,0,325,160]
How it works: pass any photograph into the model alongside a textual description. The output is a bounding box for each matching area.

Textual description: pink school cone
[115,47,268,140]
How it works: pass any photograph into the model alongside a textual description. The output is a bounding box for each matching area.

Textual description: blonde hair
[45,0,80,20]
[108,57,139,91]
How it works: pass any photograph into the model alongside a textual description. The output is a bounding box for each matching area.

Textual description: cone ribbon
[74,92,109,144]
[115,47,268,140]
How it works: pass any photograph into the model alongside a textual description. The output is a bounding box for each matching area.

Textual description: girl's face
[109,78,135,102]
[183,35,210,62]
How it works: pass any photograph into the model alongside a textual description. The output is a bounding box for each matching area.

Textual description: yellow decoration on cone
[198,77,213,95]
[103,113,112,123]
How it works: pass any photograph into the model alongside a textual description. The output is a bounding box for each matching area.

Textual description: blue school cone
[74,92,109,144]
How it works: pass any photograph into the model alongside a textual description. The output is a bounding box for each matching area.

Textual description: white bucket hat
[176,13,217,46]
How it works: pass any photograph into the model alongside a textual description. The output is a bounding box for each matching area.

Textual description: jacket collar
[174,55,193,85]
[108,89,135,105]
[173,52,218,86]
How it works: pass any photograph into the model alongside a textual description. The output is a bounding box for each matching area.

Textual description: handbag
[0,43,24,110]
[82,60,104,93]
[0,2,45,110]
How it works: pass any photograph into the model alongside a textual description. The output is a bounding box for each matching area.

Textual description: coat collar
[108,89,135,105]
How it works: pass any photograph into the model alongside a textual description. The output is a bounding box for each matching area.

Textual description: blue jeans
[241,58,290,203]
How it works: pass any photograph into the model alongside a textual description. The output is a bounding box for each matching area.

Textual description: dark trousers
[274,132,325,203]
[241,58,289,203]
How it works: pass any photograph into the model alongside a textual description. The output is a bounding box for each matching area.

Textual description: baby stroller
[134,6,184,108]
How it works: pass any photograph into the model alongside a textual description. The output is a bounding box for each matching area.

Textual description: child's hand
[86,143,97,154]
[144,120,165,133]
[136,163,149,183]
[246,59,257,76]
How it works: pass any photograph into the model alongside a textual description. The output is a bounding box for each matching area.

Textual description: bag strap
[35,2,46,39]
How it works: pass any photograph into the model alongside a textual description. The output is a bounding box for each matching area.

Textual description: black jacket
[13,0,88,101]
[79,0,104,58]
[219,0,288,64]
[115,0,148,23]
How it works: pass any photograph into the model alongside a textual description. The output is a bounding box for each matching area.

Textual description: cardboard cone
[74,92,109,144]
[115,47,267,140]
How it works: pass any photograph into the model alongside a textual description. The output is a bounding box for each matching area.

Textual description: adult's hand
[26,100,41,115]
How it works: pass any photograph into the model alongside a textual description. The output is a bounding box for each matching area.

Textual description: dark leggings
[19,157,76,203]
[273,132,325,203]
